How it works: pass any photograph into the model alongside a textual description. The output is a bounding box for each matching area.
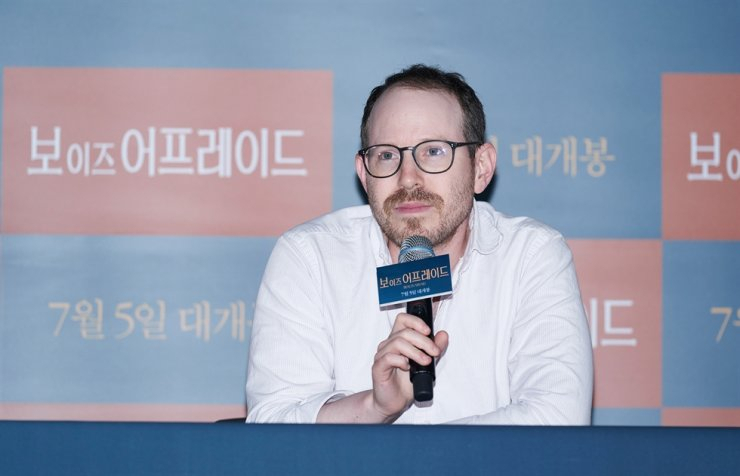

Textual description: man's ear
[473,142,496,194]
[355,153,369,193]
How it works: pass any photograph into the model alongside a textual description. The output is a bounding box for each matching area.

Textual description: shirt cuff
[303,391,350,423]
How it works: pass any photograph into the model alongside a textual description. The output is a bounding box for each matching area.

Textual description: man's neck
[433,223,470,272]
[386,217,472,271]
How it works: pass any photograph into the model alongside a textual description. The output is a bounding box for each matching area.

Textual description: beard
[367,177,475,249]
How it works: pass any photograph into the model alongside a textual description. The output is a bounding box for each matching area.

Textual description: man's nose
[396,150,423,189]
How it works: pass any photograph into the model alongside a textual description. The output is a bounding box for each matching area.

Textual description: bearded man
[246,64,593,425]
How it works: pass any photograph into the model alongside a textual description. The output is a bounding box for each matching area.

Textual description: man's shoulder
[283,205,375,240]
[275,205,380,267]
[473,202,566,259]
[476,201,563,240]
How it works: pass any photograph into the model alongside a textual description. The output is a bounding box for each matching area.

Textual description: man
[246,64,593,424]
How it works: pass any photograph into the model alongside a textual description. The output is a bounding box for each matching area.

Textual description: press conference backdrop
[0,1,738,427]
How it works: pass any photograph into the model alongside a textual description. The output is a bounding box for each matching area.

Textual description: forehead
[366,86,464,143]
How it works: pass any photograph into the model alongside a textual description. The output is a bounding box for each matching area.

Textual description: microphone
[398,235,436,402]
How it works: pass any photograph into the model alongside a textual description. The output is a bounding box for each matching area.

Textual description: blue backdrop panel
[592,408,662,427]
[663,241,740,407]
[1,235,273,404]
[1,0,740,425]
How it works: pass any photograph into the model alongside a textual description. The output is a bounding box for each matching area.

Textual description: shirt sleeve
[449,234,593,425]
[245,234,347,423]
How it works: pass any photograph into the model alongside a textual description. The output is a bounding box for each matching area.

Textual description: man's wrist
[368,391,407,424]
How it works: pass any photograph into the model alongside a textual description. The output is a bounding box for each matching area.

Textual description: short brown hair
[360,64,486,149]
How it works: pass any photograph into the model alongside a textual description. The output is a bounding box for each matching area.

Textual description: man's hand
[370,312,449,420]
[317,312,448,423]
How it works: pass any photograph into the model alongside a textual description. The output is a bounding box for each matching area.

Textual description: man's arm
[317,314,448,423]
[246,235,344,423]
[450,235,593,425]
[246,235,449,424]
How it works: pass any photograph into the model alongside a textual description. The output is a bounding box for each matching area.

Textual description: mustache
[382,188,444,215]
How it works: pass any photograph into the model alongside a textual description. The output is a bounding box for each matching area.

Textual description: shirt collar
[449,201,501,277]
[368,207,393,265]
[466,200,503,256]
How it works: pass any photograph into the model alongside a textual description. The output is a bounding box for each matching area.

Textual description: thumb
[434,330,449,357]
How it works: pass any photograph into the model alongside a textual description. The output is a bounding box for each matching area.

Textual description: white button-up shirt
[246,202,593,424]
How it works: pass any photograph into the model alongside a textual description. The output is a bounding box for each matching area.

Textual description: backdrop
[1,0,739,426]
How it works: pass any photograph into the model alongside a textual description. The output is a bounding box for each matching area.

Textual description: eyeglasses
[358,139,481,178]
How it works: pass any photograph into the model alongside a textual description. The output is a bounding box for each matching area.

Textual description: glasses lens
[415,141,453,173]
[365,145,401,177]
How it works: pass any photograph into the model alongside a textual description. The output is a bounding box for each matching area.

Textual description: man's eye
[378,151,397,161]
[421,145,448,159]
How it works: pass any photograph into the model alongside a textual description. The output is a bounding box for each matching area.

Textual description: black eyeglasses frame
[358,140,482,178]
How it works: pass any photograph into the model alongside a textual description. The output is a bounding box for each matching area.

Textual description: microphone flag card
[376,255,453,307]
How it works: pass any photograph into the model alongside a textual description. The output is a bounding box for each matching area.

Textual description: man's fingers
[376,334,435,366]
[390,312,432,336]
[378,327,442,359]
[373,351,410,374]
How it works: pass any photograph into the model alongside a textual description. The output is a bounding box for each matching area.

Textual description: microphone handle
[407,298,435,402]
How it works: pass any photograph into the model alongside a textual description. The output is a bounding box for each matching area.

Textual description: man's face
[356,86,479,250]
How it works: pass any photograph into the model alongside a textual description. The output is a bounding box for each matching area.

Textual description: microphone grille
[399,236,435,263]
